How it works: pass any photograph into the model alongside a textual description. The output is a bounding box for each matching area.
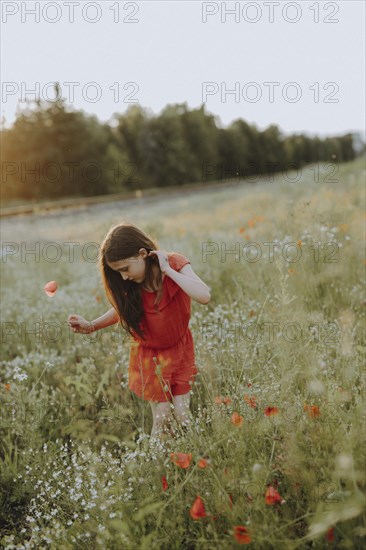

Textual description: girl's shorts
[128,329,198,402]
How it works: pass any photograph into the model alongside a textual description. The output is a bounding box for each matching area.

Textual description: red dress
[128,252,198,402]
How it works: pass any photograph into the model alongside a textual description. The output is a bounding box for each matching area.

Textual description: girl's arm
[148,250,211,304]
[91,307,120,331]
[165,264,211,305]
[68,308,119,334]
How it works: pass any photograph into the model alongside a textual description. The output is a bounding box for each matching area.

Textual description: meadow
[0,156,365,549]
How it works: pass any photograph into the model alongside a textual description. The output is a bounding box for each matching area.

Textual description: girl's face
[107,248,148,283]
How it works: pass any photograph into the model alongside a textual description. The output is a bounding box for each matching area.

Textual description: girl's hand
[68,314,95,334]
[148,250,170,273]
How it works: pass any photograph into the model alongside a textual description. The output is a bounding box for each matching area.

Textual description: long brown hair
[98,222,164,340]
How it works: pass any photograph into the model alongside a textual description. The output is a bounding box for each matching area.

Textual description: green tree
[1,85,130,202]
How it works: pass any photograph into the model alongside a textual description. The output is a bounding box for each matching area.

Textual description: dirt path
[0,177,262,245]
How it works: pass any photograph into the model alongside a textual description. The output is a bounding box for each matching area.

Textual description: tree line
[0,90,361,203]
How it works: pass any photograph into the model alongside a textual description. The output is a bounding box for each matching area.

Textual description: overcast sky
[1,0,365,139]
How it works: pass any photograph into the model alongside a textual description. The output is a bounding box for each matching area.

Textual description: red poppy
[233,525,252,544]
[190,495,207,520]
[231,412,244,426]
[326,527,335,542]
[170,452,192,469]
[214,396,232,405]
[239,227,246,234]
[304,404,321,419]
[197,458,209,469]
[44,280,58,297]
[244,394,257,408]
[264,406,279,417]
[265,485,284,505]
[161,475,168,491]
[4,383,11,392]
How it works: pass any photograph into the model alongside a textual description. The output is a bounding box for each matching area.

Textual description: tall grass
[1,157,365,548]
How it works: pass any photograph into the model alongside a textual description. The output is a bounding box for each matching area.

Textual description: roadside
[0,177,252,218]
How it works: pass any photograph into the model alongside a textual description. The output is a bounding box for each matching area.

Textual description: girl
[68,221,211,443]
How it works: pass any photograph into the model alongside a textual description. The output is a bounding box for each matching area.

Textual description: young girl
[68,221,211,442]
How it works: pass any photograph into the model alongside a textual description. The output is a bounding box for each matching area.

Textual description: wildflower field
[1,156,365,549]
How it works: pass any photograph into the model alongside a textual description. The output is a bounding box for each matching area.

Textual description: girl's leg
[172,391,192,429]
[149,400,172,439]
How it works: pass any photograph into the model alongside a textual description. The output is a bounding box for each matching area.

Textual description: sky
[1,0,365,139]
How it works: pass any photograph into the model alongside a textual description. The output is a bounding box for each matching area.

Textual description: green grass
[0,156,365,549]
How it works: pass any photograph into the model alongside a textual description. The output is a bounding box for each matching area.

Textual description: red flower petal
[170,452,192,469]
[244,394,257,408]
[326,527,335,542]
[264,406,279,417]
[265,485,283,505]
[44,280,58,297]
[304,404,321,419]
[214,396,232,405]
[233,525,252,544]
[190,495,207,520]
[161,475,168,491]
[231,412,244,426]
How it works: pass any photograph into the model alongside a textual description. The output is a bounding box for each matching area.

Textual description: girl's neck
[142,266,165,292]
